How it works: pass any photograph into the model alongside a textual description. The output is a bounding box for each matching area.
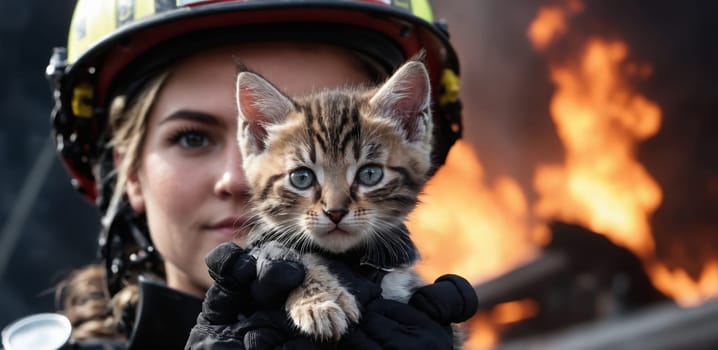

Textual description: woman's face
[125,43,372,296]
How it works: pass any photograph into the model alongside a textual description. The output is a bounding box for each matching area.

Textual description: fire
[409,141,538,284]
[527,0,582,51]
[408,1,716,348]
[408,141,539,347]
[464,315,499,350]
[491,299,540,324]
[532,38,663,257]
[529,1,718,307]
[650,262,718,306]
[461,300,540,350]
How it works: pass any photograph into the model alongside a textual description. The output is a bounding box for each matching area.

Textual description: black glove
[323,260,475,350]
[187,243,477,350]
[339,298,454,350]
[205,242,305,315]
[186,242,310,350]
[410,274,478,324]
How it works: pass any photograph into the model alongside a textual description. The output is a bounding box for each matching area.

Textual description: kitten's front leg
[286,254,360,341]
[252,242,360,341]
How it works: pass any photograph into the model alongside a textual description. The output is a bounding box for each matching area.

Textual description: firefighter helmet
[47,0,463,203]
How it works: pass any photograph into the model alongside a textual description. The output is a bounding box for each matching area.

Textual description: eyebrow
[159,110,223,126]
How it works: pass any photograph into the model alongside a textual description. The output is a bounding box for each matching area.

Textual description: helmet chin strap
[100,200,163,296]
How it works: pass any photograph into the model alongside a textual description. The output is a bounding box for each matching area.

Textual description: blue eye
[289,167,315,189]
[357,165,383,186]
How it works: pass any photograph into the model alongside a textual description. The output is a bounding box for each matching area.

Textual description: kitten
[235,59,454,344]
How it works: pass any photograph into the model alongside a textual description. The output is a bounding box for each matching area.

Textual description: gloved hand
[410,274,478,324]
[186,242,477,350]
[186,242,313,349]
[323,261,475,350]
[339,298,454,350]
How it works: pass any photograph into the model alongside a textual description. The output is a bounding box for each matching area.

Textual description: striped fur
[235,60,465,346]
[236,60,432,256]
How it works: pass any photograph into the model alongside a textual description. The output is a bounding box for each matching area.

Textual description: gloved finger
[362,299,453,350]
[278,338,331,350]
[364,299,430,328]
[409,274,478,323]
[241,310,291,350]
[201,283,249,325]
[201,243,260,323]
[337,327,382,350]
[205,242,257,291]
[250,259,306,308]
[187,310,293,349]
[242,311,332,350]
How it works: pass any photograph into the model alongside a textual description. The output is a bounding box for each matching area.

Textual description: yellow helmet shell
[67,0,436,66]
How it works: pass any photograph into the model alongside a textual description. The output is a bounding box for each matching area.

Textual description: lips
[205,217,246,239]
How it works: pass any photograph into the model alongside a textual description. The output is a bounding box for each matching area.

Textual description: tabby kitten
[236,59,442,342]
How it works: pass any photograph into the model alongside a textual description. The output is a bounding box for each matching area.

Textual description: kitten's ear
[369,60,432,142]
[236,71,294,153]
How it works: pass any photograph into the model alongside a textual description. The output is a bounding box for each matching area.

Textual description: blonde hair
[105,70,170,227]
[58,70,170,340]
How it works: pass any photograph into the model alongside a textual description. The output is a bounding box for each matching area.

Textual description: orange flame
[464,315,499,350]
[408,1,717,348]
[527,0,583,51]
[651,262,718,306]
[408,141,538,348]
[532,38,663,257]
[492,299,540,324]
[409,141,538,284]
[460,299,539,350]
[528,1,718,306]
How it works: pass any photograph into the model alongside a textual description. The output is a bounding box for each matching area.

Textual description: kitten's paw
[336,287,361,324]
[290,298,348,341]
[288,289,360,341]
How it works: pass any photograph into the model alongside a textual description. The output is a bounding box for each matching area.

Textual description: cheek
[139,155,210,254]
[351,195,375,221]
[139,157,216,289]
[142,159,204,221]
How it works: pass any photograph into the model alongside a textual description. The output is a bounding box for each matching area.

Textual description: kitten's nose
[323,208,348,224]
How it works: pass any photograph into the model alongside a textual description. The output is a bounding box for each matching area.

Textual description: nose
[214,144,248,199]
[323,208,348,224]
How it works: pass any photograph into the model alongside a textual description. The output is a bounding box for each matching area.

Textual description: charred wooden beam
[474,251,569,310]
[497,298,718,350]
[473,221,670,340]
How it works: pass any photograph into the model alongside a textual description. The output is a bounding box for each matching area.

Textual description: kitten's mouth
[326,227,350,236]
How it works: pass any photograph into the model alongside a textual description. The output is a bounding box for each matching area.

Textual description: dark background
[0,0,99,329]
[1,0,716,336]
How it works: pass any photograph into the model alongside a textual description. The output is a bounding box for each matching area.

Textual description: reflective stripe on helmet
[71,83,94,118]
[439,68,460,106]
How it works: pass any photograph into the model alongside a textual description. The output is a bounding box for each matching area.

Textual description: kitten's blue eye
[289,167,315,189]
[357,165,383,186]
